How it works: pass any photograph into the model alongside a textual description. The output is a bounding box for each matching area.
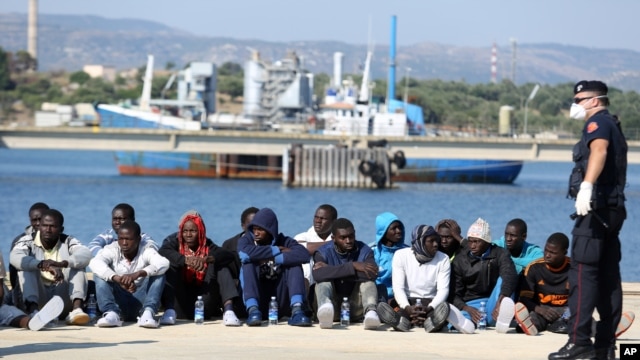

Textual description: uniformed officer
[549,81,628,360]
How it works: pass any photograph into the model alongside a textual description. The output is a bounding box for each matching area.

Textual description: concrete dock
[1,283,639,359]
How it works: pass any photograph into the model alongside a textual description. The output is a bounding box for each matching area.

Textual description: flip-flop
[514,302,538,336]
[616,311,635,338]
[28,295,64,331]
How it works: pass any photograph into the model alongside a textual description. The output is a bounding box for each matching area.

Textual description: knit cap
[467,218,491,243]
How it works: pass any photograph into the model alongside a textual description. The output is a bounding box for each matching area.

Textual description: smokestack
[28,0,38,71]
[332,52,343,88]
[387,15,397,102]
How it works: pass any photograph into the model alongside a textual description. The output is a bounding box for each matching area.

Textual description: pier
[0,282,638,359]
[3,126,640,163]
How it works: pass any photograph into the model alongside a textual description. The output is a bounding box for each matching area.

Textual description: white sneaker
[96,311,123,328]
[223,310,241,326]
[137,309,158,328]
[65,307,90,326]
[317,303,334,329]
[495,297,515,334]
[447,304,475,334]
[159,309,176,325]
[363,310,381,330]
[28,296,64,331]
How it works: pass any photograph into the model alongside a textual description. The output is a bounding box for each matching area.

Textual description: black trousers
[162,265,239,319]
[568,207,625,348]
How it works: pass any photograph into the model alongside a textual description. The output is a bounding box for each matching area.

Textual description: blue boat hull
[114,151,522,184]
[98,106,522,184]
[394,158,523,184]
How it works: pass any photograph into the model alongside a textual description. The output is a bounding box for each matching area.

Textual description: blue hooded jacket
[237,208,309,266]
[369,212,408,298]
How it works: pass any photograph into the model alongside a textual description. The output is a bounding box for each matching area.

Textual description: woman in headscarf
[159,210,241,326]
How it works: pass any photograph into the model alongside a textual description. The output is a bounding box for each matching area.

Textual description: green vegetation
[1,46,639,140]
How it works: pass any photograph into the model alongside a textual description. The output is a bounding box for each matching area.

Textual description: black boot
[548,342,596,360]
[594,345,615,360]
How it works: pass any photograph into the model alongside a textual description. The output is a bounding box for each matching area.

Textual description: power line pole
[510,38,517,83]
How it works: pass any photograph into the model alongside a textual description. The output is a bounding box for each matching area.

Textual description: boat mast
[358,16,374,103]
[140,54,154,111]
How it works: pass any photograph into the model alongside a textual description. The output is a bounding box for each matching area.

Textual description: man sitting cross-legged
[312,218,381,330]
[89,220,169,328]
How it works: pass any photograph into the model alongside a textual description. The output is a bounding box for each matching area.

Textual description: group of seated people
[0,202,635,338]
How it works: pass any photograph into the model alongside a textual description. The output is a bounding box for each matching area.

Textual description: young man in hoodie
[312,218,381,330]
[237,207,311,327]
[370,212,408,302]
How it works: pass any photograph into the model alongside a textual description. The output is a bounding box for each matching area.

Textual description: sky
[1,0,640,52]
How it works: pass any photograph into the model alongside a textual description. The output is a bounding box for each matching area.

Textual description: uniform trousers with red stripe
[568,207,625,349]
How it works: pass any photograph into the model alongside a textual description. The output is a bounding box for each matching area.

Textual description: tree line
[1,47,639,140]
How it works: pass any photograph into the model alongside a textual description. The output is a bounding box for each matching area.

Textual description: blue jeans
[460,277,504,326]
[94,275,165,321]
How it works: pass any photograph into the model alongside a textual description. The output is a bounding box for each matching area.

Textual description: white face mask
[569,103,586,120]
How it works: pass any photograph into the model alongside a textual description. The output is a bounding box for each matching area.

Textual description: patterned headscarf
[178,210,209,285]
[411,224,439,264]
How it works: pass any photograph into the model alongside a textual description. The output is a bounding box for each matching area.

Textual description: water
[1,149,639,281]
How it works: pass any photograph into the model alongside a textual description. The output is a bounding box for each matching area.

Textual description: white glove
[575,181,593,216]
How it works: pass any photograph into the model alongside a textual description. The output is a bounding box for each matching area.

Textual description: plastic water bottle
[194,295,204,325]
[415,298,423,312]
[87,294,97,323]
[268,296,278,325]
[561,307,570,320]
[478,301,487,330]
[340,297,350,327]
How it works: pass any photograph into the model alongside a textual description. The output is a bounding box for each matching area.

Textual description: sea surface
[1,148,639,281]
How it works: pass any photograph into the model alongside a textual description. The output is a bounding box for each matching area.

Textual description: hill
[2,13,640,92]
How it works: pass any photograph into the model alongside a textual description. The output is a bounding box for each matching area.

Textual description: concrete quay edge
[0,282,638,360]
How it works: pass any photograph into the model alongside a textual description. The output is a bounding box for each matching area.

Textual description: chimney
[28,0,38,71]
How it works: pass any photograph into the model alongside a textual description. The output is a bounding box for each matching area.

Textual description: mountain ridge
[2,13,640,92]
